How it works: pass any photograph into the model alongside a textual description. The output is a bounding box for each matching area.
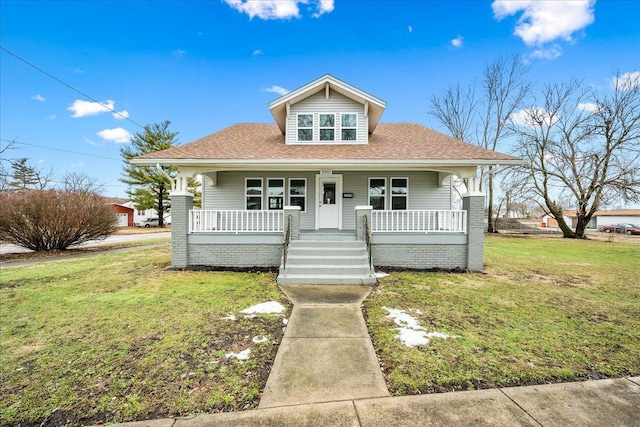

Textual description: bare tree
[429,55,532,232]
[62,171,104,194]
[510,73,640,238]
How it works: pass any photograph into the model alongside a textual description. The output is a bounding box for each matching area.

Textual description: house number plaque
[320,170,333,175]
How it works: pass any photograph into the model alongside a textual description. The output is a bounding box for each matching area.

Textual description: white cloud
[577,102,599,112]
[68,99,115,118]
[451,35,463,48]
[47,114,57,120]
[511,108,557,128]
[74,69,84,74]
[312,0,334,17]
[97,127,132,144]
[531,44,562,60]
[253,49,263,56]
[492,0,595,46]
[32,94,46,102]
[224,0,334,20]
[113,110,129,120]
[174,49,186,56]
[612,71,640,89]
[263,85,289,96]
[83,137,103,147]
[408,25,413,33]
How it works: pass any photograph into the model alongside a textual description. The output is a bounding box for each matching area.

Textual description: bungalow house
[132,75,520,284]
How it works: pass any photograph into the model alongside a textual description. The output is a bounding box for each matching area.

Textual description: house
[132,75,520,283]
[545,209,640,230]
[106,198,134,227]
[122,201,172,226]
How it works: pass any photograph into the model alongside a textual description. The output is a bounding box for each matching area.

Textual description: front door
[316,174,342,229]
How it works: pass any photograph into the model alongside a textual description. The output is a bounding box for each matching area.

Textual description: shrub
[0,189,116,251]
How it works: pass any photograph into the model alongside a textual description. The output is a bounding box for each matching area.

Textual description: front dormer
[268,74,386,145]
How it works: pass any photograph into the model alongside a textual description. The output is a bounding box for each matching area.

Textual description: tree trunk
[486,170,497,233]
[158,183,165,228]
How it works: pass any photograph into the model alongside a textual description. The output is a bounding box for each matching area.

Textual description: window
[368,178,386,210]
[245,178,263,210]
[297,114,313,142]
[267,178,284,210]
[391,178,408,210]
[341,113,357,141]
[289,178,307,212]
[319,114,335,141]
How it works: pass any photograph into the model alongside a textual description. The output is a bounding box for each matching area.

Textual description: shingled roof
[135,123,520,165]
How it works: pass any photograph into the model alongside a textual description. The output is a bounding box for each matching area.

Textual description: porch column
[463,193,485,272]
[355,206,373,241]
[283,206,301,241]
[170,191,193,268]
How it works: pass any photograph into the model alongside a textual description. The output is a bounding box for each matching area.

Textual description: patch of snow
[375,271,389,278]
[222,314,236,321]
[241,301,285,315]
[383,307,459,348]
[226,349,251,361]
[252,335,268,344]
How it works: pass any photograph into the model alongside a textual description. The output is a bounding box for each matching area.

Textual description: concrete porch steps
[277,240,377,285]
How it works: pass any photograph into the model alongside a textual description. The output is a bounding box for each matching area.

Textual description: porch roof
[133,123,521,168]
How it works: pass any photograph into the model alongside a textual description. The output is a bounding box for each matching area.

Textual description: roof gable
[269,74,386,134]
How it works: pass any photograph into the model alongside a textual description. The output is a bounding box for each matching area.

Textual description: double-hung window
[297,114,313,142]
[319,114,335,141]
[288,178,307,212]
[245,178,263,210]
[391,178,408,210]
[368,178,386,210]
[341,113,357,141]
[267,178,284,210]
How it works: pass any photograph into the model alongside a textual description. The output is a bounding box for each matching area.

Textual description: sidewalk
[106,285,640,427]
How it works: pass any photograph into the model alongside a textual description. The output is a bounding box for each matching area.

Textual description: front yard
[1,235,639,425]
[365,234,640,394]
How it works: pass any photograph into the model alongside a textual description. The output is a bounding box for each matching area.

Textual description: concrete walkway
[104,285,640,426]
[259,285,389,408]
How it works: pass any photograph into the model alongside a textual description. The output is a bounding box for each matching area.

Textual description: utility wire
[0,45,145,129]
[0,138,122,162]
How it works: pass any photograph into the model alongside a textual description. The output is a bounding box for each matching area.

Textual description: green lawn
[0,247,289,425]
[2,236,639,425]
[365,235,640,394]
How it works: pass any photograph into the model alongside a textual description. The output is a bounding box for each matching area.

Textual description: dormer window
[297,114,313,142]
[319,114,335,141]
[341,113,357,141]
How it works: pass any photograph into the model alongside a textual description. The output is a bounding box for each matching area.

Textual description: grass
[0,246,289,426]
[2,235,639,425]
[365,234,640,394]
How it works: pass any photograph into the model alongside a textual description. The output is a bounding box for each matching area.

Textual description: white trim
[288,178,307,212]
[267,177,285,210]
[390,177,409,210]
[245,177,263,210]
[296,113,314,142]
[368,177,387,210]
[315,174,343,229]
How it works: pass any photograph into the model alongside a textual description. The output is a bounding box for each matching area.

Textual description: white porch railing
[371,210,467,233]
[190,210,284,233]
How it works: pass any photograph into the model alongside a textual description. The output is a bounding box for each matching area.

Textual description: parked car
[599,223,640,235]
[134,218,159,228]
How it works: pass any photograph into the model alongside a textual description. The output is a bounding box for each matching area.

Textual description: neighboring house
[544,209,640,230]
[122,202,171,226]
[106,198,134,227]
[132,75,520,283]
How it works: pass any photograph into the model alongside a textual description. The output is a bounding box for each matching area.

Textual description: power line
[0,138,122,161]
[0,45,145,129]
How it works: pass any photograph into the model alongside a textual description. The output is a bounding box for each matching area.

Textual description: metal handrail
[364,215,373,270]
[282,214,291,270]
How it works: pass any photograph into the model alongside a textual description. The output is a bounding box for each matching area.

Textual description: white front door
[316,174,342,229]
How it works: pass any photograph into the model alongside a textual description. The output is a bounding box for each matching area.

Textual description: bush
[0,189,116,251]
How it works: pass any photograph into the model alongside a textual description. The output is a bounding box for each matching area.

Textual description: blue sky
[1,0,639,198]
